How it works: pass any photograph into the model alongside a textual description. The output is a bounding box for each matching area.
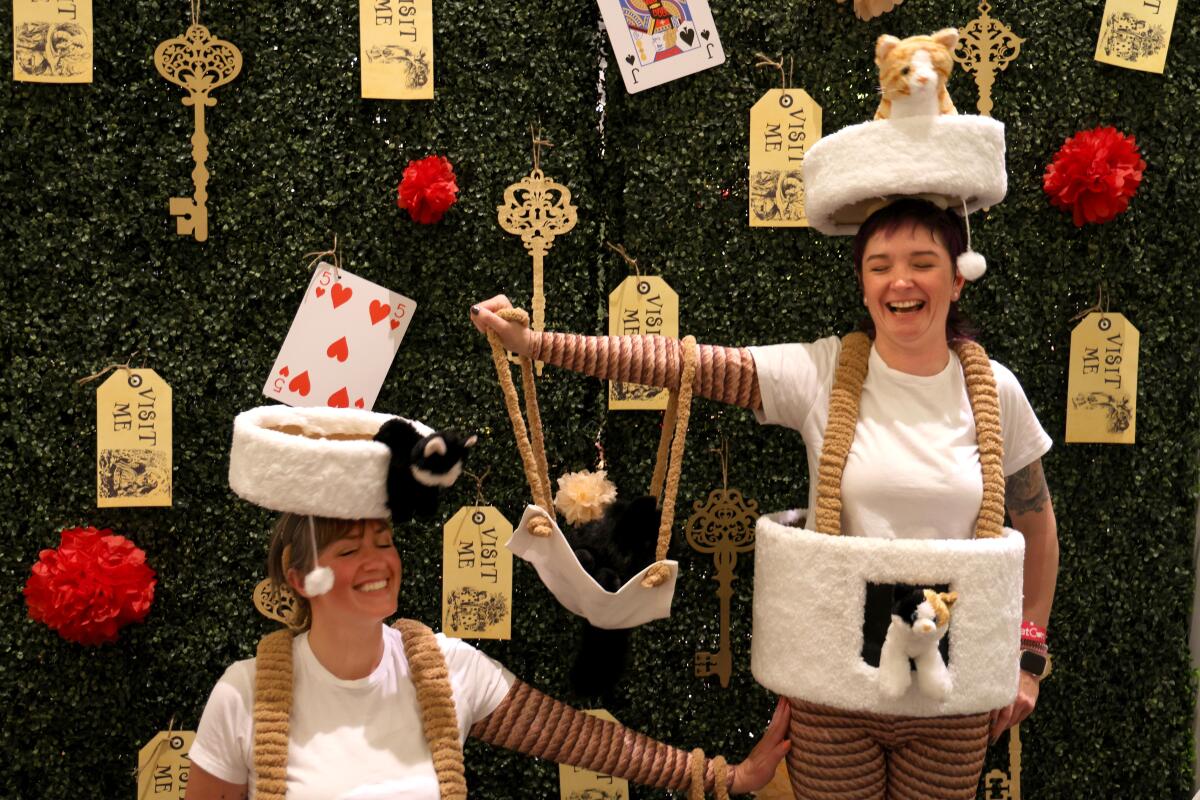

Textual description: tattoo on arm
[1006,459,1050,516]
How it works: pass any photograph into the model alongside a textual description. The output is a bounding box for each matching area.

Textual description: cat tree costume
[487,28,1051,800]
[191,404,739,799]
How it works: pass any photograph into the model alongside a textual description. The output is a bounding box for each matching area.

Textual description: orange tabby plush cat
[874,28,960,120]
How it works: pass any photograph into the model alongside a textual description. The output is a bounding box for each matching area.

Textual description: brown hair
[266,513,358,631]
[851,198,977,342]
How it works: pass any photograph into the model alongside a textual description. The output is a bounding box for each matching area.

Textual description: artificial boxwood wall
[1,0,1197,797]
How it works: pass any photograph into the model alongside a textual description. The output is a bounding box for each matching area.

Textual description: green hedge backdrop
[2,0,1198,797]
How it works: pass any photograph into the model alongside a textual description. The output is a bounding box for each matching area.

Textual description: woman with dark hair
[471,197,1059,799]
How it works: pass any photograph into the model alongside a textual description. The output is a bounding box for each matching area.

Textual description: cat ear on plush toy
[932,28,960,49]
[875,34,901,64]
[940,591,958,608]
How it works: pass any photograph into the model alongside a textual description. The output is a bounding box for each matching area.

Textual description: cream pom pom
[554,469,618,526]
[303,566,335,597]
[957,250,987,281]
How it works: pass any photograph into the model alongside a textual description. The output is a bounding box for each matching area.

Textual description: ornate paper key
[497,127,578,373]
[953,1,1023,117]
[154,2,242,242]
[685,449,759,688]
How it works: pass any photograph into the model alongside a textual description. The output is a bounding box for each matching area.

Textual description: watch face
[1020,650,1048,677]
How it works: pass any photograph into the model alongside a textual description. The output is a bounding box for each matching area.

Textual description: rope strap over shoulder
[252,629,294,800]
[813,332,1005,539]
[393,619,467,799]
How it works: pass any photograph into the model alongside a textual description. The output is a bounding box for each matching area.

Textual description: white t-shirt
[189,625,515,800]
[749,336,1052,539]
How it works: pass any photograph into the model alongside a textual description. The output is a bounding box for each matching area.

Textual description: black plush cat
[563,495,661,698]
[374,417,477,522]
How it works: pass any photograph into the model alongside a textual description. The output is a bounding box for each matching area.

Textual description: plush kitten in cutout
[564,495,661,698]
[374,417,477,522]
[874,28,960,120]
[878,588,958,700]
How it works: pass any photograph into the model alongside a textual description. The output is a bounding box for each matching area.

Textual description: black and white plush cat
[374,417,477,522]
[564,495,661,698]
[878,588,957,700]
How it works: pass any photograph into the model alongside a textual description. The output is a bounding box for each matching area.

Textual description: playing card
[598,0,725,94]
[263,263,416,411]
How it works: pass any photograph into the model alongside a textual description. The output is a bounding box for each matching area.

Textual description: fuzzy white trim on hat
[803,115,1007,236]
[229,405,431,519]
[751,510,1024,716]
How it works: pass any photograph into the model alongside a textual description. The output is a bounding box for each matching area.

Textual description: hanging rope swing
[488,308,698,629]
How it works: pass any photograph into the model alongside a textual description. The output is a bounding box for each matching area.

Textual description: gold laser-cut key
[685,487,758,688]
[497,126,577,374]
[154,22,242,242]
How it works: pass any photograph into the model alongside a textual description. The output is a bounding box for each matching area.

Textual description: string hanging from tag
[304,234,343,281]
[605,241,642,278]
[1069,284,1110,322]
[464,468,491,509]
[753,52,794,89]
[76,354,140,386]
[132,715,176,780]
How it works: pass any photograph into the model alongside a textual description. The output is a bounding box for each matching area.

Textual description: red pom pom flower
[1043,126,1146,226]
[23,527,157,645]
[396,155,459,224]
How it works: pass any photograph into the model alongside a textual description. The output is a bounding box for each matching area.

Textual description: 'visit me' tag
[442,506,513,640]
[1066,312,1139,444]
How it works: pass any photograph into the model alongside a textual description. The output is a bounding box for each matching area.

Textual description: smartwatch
[1019,650,1052,680]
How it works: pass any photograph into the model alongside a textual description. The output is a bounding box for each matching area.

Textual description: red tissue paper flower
[23,526,157,646]
[396,155,459,224]
[1043,126,1146,226]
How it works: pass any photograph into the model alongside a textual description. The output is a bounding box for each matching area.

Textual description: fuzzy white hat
[229,405,429,519]
[229,405,437,597]
[802,114,1006,280]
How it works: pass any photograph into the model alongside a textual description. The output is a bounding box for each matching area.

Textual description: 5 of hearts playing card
[263,262,416,411]
[598,0,725,94]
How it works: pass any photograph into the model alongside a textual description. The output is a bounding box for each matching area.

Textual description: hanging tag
[13,0,93,83]
[749,89,821,227]
[137,730,195,799]
[1066,312,1139,444]
[557,710,631,800]
[97,369,172,507]
[442,506,513,640]
[360,0,433,99]
[607,276,679,411]
[1094,0,1176,74]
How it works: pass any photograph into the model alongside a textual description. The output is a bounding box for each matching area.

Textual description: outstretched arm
[470,680,791,795]
[471,295,762,411]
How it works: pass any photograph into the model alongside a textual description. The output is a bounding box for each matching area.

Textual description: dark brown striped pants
[786,699,990,800]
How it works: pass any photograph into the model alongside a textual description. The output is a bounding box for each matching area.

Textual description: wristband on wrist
[1020,620,1047,644]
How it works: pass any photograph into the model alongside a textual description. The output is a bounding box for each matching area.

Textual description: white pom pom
[303,566,335,597]
[957,250,987,281]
